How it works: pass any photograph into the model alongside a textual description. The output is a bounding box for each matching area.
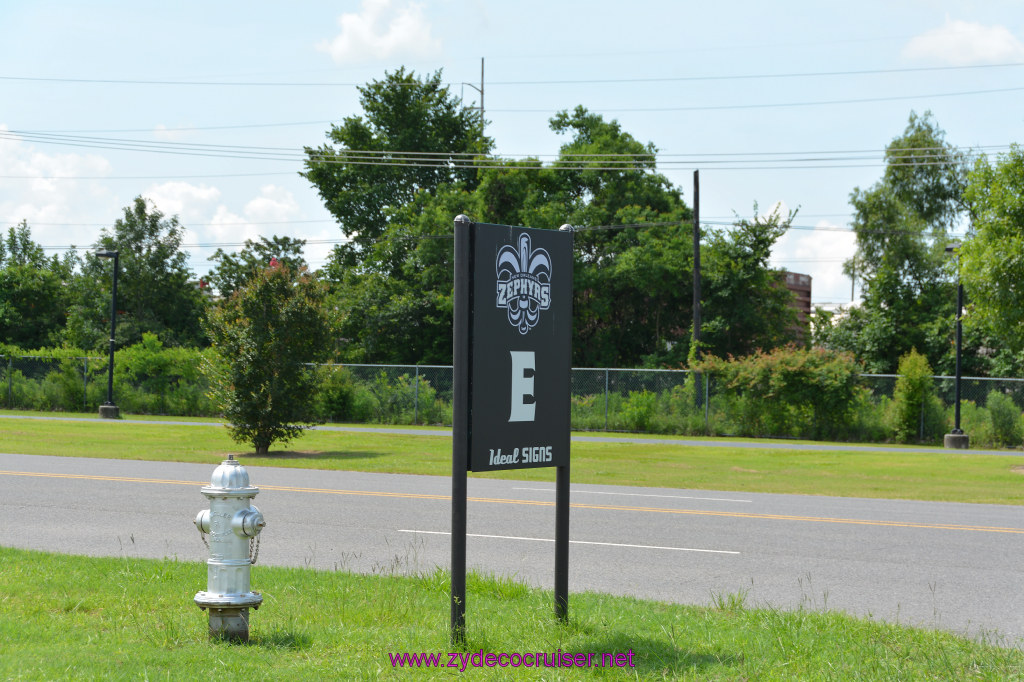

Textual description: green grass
[3,411,1024,505]
[1,546,1021,680]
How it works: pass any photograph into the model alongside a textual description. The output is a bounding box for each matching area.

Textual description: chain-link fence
[0,354,215,415]
[3,356,1022,446]
[313,363,453,426]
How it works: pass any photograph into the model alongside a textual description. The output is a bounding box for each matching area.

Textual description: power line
[490,85,1024,113]
[1,131,984,175]
[23,121,335,134]
[10,129,1003,158]
[490,61,1024,85]
[3,60,1021,88]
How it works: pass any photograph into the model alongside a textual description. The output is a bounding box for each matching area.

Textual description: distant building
[778,271,812,344]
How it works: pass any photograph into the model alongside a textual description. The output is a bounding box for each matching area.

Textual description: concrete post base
[944,433,970,449]
[207,607,251,641]
[98,404,120,419]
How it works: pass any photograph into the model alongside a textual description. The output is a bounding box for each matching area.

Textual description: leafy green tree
[308,70,798,368]
[0,222,76,348]
[206,235,307,298]
[326,183,473,364]
[700,206,799,358]
[961,145,1024,360]
[543,107,694,367]
[302,67,491,267]
[320,105,697,367]
[819,112,968,373]
[204,264,332,455]
[65,197,208,350]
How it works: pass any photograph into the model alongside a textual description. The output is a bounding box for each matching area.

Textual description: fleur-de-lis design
[496,233,552,334]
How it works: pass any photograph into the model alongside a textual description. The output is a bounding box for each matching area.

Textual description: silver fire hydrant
[194,455,266,641]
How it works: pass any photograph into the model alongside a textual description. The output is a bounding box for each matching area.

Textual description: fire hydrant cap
[208,455,252,490]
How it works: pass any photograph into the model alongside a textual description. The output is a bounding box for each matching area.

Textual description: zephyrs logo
[496,233,552,335]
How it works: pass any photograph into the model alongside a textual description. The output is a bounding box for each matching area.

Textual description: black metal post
[96,250,119,419]
[555,463,569,622]
[692,171,703,408]
[554,223,574,624]
[943,242,968,449]
[450,216,472,645]
[953,281,964,434]
[106,251,118,405]
[692,171,701,347]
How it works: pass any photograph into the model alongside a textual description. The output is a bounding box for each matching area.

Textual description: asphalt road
[2,452,1023,646]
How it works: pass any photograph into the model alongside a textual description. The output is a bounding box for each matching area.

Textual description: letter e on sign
[508,351,536,422]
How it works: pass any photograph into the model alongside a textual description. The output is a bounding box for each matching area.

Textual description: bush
[699,346,863,440]
[316,366,377,423]
[958,401,994,448]
[621,390,657,432]
[114,334,216,416]
[890,350,946,443]
[987,392,1023,447]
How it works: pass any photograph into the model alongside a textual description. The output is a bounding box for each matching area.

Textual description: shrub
[621,390,658,432]
[987,392,1023,447]
[316,366,377,424]
[699,346,863,440]
[890,350,946,443]
[958,401,994,448]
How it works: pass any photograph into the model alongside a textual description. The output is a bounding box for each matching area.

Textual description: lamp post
[943,242,968,449]
[95,249,120,419]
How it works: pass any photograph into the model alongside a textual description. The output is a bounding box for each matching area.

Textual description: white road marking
[512,487,751,504]
[398,529,739,555]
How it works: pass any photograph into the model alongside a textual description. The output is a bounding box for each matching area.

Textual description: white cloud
[143,182,221,221]
[317,0,441,64]
[902,18,1024,65]
[243,185,301,223]
[153,124,194,142]
[0,125,117,249]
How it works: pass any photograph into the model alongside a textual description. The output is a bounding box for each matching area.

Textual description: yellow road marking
[2,470,1021,534]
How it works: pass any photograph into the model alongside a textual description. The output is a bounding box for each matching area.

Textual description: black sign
[462,222,572,471]
[451,217,573,643]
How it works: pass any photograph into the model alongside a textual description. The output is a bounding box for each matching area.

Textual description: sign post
[451,215,573,643]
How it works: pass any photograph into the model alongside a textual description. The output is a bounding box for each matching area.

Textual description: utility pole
[693,170,703,409]
[692,170,701,350]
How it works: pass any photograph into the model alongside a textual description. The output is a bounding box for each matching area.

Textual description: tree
[302,68,491,267]
[819,112,968,373]
[543,107,695,367]
[960,144,1024,362]
[65,197,208,350]
[0,222,76,348]
[206,235,307,298]
[308,70,797,368]
[204,264,332,455]
[319,104,697,367]
[700,206,800,358]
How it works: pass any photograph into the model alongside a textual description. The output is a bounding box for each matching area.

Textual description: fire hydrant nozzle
[194,456,265,641]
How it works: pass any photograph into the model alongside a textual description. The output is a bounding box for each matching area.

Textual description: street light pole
[953,280,964,434]
[944,243,968,449]
[96,249,120,419]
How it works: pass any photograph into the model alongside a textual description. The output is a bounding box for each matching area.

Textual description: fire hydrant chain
[249,533,260,565]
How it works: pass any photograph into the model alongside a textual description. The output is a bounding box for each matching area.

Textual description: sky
[1,0,1022,308]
